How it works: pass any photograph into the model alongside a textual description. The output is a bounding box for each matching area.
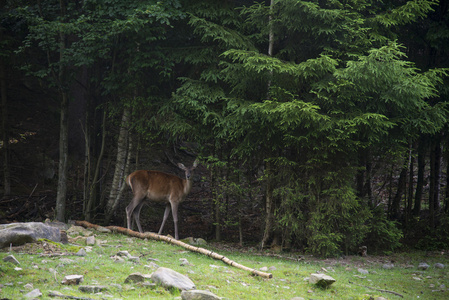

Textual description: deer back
[127,170,188,203]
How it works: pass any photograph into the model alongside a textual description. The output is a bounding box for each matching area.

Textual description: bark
[406,143,415,224]
[0,53,10,197]
[413,138,426,216]
[105,107,131,224]
[55,1,68,221]
[429,134,442,228]
[390,156,408,220]
[75,220,273,279]
[261,161,274,249]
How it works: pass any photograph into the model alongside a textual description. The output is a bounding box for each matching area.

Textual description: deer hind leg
[126,195,144,232]
[132,201,145,233]
[158,203,171,236]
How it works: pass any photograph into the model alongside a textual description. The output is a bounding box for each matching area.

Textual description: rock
[181,289,221,300]
[75,248,87,256]
[358,268,369,274]
[259,266,268,272]
[79,285,108,293]
[61,275,84,285]
[3,255,20,265]
[269,266,277,271]
[0,222,62,248]
[129,256,140,263]
[418,263,430,270]
[111,255,125,263]
[95,226,111,233]
[181,237,207,246]
[434,263,445,269]
[86,236,95,245]
[382,263,394,269]
[125,272,152,283]
[24,288,42,298]
[67,225,92,237]
[309,273,336,287]
[117,250,131,257]
[23,283,33,290]
[145,262,160,269]
[151,267,195,291]
[180,258,193,266]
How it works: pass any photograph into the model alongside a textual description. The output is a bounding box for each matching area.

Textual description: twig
[349,280,404,298]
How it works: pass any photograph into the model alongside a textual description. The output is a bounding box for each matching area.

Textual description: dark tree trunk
[0,54,10,197]
[413,138,426,216]
[390,156,408,220]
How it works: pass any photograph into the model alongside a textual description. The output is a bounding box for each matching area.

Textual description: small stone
[144,262,160,269]
[75,248,87,256]
[418,263,430,270]
[181,289,221,300]
[78,285,108,293]
[117,250,131,257]
[180,258,193,266]
[358,268,369,274]
[23,283,33,290]
[3,255,20,265]
[259,266,268,272]
[124,272,152,283]
[413,277,422,281]
[61,275,84,285]
[129,256,140,263]
[382,263,394,269]
[268,266,277,271]
[95,226,111,233]
[309,273,336,287]
[86,236,95,245]
[111,255,125,263]
[24,288,42,298]
[434,263,445,269]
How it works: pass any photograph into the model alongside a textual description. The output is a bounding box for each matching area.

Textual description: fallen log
[74,220,273,279]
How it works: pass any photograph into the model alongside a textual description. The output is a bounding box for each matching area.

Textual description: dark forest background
[1,0,449,256]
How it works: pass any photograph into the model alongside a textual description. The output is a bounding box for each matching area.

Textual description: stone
[151,267,195,291]
[181,289,221,300]
[259,266,268,272]
[75,248,87,256]
[382,263,394,269]
[145,262,160,269]
[434,263,445,269]
[61,275,84,285]
[95,226,111,233]
[124,272,152,283]
[358,268,369,274]
[78,285,108,293]
[86,236,95,245]
[418,263,430,270]
[24,288,42,298]
[117,250,131,257]
[0,222,61,248]
[309,273,336,287]
[180,258,193,266]
[3,255,20,265]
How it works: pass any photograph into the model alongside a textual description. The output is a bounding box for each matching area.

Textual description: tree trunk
[56,90,69,221]
[0,54,10,197]
[261,161,274,249]
[406,142,415,225]
[429,134,442,228]
[390,156,408,220]
[413,138,426,216]
[105,106,131,224]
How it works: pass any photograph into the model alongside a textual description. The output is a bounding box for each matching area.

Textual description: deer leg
[126,194,145,232]
[158,203,171,236]
[170,201,180,240]
[133,201,145,233]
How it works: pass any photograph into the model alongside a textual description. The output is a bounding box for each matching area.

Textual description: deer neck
[183,178,193,194]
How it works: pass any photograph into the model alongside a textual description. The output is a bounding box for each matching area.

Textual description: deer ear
[178,163,186,170]
[193,159,199,168]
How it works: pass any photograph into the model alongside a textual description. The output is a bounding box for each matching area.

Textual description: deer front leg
[158,203,171,236]
[171,201,179,240]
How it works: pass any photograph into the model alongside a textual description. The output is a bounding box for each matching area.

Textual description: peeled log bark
[75,220,272,279]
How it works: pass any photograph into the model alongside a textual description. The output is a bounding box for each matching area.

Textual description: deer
[125,159,198,240]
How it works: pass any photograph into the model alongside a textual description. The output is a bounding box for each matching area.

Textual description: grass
[0,226,448,299]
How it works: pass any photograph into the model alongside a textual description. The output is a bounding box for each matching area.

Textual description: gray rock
[358,268,369,274]
[418,263,430,270]
[382,263,394,269]
[0,222,61,248]
[151,267,195,291]
[309,273,336,287]
[24,288,42,298]
[117,250,131,257]
[75,248,87,256]
[78,285,108,293]
[95,226,111,233]
[434,263,445,269]
[125,272,152,283]
[181,289,221,300]
[3,254,20,265]
[61,275,84,285]
[86,236,95,245]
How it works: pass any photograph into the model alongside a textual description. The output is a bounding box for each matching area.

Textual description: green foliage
[364,207,403,253]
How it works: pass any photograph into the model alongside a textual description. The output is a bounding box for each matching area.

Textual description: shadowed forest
[1,0,449,257]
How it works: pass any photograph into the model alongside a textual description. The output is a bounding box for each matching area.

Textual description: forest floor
[1,223,449,300]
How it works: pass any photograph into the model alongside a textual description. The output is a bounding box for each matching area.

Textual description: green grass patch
[1,228,449,299]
